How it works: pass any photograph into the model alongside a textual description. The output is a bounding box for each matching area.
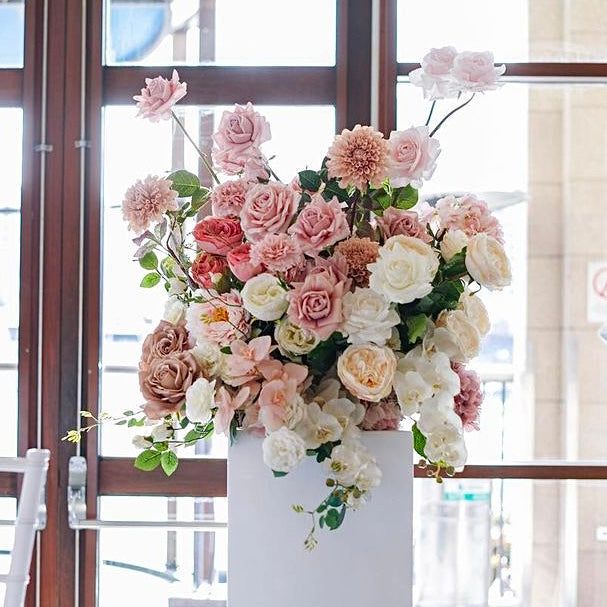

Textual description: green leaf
[139,251,158,271]
[393,185,419,210]
[322,179,350,202]
[298,170,321,192]
[406,313,428,344]
[189,187,209,214]
[168,170,201,197]
[412,424,427,459]
[306,338,338,376]
[442,249,467,278]
[273,470,288,478]
[134,450,162,472]
[140,272,161,288]
[324,508,342,530]
[327,493,342,508]
[160,450,179,476]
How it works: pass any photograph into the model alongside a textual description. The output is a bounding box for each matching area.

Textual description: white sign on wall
[587,261,607,323]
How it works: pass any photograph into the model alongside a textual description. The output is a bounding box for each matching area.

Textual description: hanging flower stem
[429,93,476,137]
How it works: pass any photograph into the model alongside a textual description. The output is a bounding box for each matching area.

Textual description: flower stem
[429,94,476,137]
[171,110,221,185]
[425,100,437,127]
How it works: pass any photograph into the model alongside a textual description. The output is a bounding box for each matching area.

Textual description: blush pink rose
[452,363,483,431]
[387,126,440,189]
[287,194,350,255]
[377,207,431,243]
[250,233,304,273]
[190,252,229,289]
[133,70,187,122]
[210,179,250,217]
[240,182,297,242]
[213,103,271,156]
[212,148,270,179]
[192,216,244,255]
[451,51,505,92]
[435,194,504,243]
[287,269,346,339]
[409,46,458,99]
[227,243,263,282]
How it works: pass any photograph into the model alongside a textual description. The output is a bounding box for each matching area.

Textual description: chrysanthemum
[122,175,178,234]
[326,125,390,191]
[335,237,379,288]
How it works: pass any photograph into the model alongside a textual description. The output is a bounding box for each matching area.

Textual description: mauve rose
[377,207,431,242]
[387,126,440,189]
[227,243,263,282]
[190,252,228,289]
[192,216,243,256]
[133,70,187,122]
[140,351,199,418]
[240,182,297,242]
[287,269,346,339]
[287,195,350,255]
[451,51,505,92]
[210,179,250,217]
[140,320,191,368]
[213,103,271,155]
[360,399,402,431]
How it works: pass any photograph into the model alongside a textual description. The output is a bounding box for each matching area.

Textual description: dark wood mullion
[0,473,19,498]
[0,69,22,106]
[376,0,397,135]
[104,66,336,105]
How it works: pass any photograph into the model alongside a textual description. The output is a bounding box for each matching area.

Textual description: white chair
[0,449,50,607]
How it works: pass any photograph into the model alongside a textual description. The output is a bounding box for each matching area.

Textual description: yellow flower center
[204,307,229,323]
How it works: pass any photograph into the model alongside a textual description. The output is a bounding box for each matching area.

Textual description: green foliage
[183,422,214,445]
[160,450,179,476]
[406,313,428,344]
[412,424,427,459]
[140,272,161,288]
[306,337,339,376]
[139,251,158,271]
[392,185,419,210]
[273,470,288,478]
[324,505,347,531]
[298,170,321,192]
[134,449,162,472]
[322,179,350,202]
[442,249,467,278]
[167,170,201,197]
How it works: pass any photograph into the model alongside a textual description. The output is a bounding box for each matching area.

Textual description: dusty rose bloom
[140,321,191,368]
[140,351,199,418]
[288,194,350,255]
[190,252,229,289]
[376,207,431,243]
[326,125,390,191]
[133,70,187,122]
[435,194,504,243]
[250,233,304,273]
[334,237,379,288]
[452,363,483,431]
[210,179,250,217]
[227,243,263,282]
[122,175,178,234]
[213,103,271,156]
[360,398,402,431]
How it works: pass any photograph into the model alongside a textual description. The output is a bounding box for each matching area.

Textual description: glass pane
[0,109,22,457]
[97,497,227,606]
[105,0,336,66]
[99,104,335,455]
[398,0,607,63]
[398,82,607,462]
[0,1,24,68]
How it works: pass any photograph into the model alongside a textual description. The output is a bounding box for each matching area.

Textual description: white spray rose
[168,277,187,296]
[185,377,216,424]
[465,233,511,290]
[191,340,225,377]
[458,290,490,336]
[440,229,468,261]
[262,427,306,473]
[241,273,288,321]
[340,288,401,346]
[274,317,320,356]
[132,435,150,450]
[151,423,173,442]
[368,235,439,304]
[163,296,186,324]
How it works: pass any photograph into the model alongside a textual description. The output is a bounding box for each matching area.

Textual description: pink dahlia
[334,237,379,288]
[133,70,187,122]
[122,175,178,234]
[452,363,483,431]
[250,233,304,274]
[326,125,390,191]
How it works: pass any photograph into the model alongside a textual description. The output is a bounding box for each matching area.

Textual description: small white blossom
[262,427,306,473]
[185,377,216,424]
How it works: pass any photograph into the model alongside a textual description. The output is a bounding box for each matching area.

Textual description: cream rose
[436,309,481,362]
[458,290,490,337]
[465,233,511,290]
[440,229,468,261]
[337,343,397,402]
[274,318,320,356]
[185,377,216,424]
[368,235,439,304]
[262,427,306,473]
[241,273,288,321]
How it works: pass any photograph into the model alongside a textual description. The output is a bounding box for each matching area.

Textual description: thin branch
[429,94,476,137]
[425,100,437,127]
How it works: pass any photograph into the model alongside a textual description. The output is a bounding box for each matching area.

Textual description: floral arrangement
[67,47,511,548]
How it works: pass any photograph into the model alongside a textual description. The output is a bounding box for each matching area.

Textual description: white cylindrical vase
[228,430,413,607]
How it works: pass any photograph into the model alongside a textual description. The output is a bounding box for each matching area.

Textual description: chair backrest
[0,450,50,607]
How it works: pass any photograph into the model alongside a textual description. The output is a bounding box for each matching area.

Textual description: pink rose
[287,194,350,255]
[250,233,304,273]
[452,363,483,431]
[377,207,431,243]
[133,70,187,122]
[240,182,297,242]
[435,194,504,243]
[387,126,440,189]
[451,51,505,92]
[192,216,243,256]
[210,179,250,217]
[212,147,270,179]
[213,103,271,156]
[287,269,346,339]
[243,155,270,181]
[190,252,229,289]
[409,46,458,99]
[227,243,263,282]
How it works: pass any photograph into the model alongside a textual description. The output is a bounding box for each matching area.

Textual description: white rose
[262,427,306,473]
[168,277,187,295]
[241,273,288,321]
[163,296,186,324]
[465,233,511,290]
[185,378,216,424]
[295,402,343,449]
[440,229,468,261]
[191,340,225,377]
[341,288,401,346]
[325,444,362,487]
[436,309,481,362]
[151,424,173,442]
[459,291,490,337]
[132,435,150,450]
[368,235,439,304]
[274,317,320,356]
